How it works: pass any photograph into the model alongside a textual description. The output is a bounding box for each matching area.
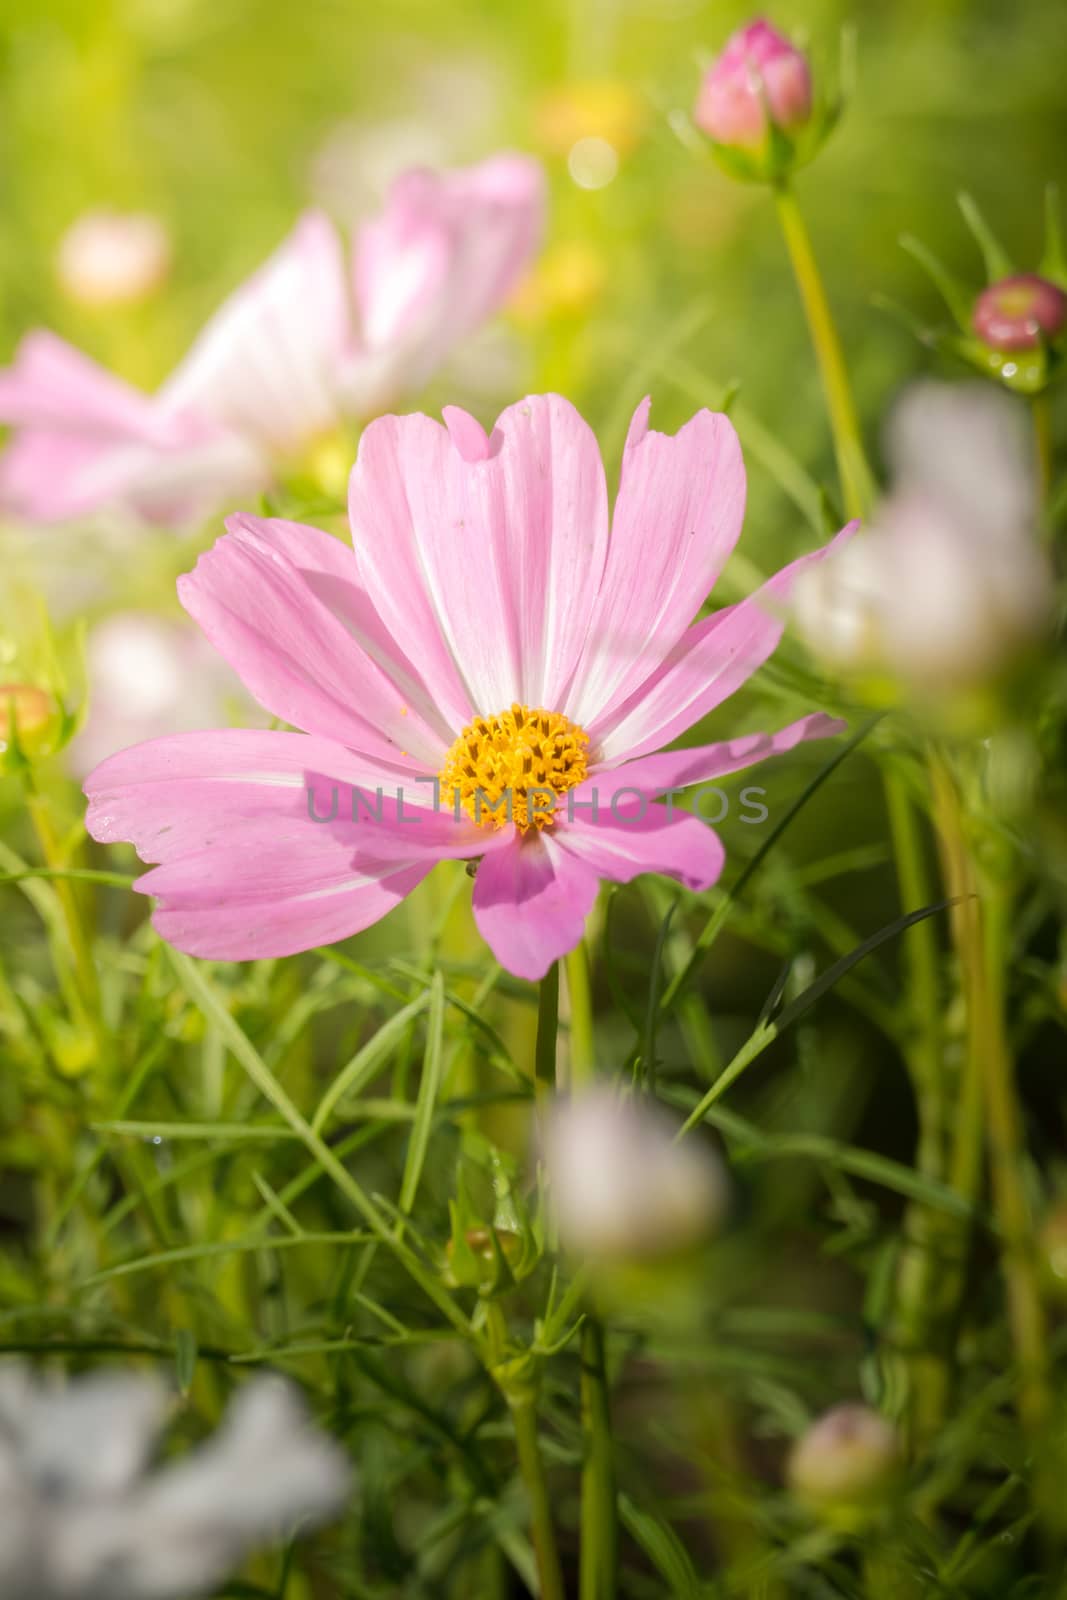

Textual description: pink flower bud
[972,273,1067,352]
[0,683,55,752]
[56,210,171,309]
[694,18,812,149]
[787,1404,902,1520]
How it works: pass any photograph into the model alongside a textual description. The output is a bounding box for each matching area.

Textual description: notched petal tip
[442,405,491,462]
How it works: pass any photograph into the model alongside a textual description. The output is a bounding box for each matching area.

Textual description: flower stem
[772,182,876,521]
[564,941,596,1087]
[511,1394,567,1600]
[535,964,560,1109]
[579,1318,617,1600]
[975,864,1049,1433]
[930,756,1049,1435]
[882,766,953,1446]
[23,774,100,1027]
[1032,392,1053,511]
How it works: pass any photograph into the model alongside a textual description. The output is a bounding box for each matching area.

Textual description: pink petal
[178,516,449,767]
[591,524,857,763]
[350,154,544,401]
[582,712,845,797]
[159,213,351,453]
[565,399,746,729]
[471,831,600,981]
[0,330,160,435]
[144,850,428,961]
[85,727,495,867]
[555,805,726,893]
[85,729,407,861]
[226,513,454,753]
[0,331,263,525]
[83,726,492,960]
[348,397,609,722]
[347,413,474,732]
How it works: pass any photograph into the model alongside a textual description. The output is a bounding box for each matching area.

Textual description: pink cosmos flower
[0,155,544,527]
[84,394,849,981]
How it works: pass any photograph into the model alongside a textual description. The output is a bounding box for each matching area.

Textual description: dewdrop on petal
[542,1086,728,1262]
[56,210,171,310]
[787,1403,902,1524]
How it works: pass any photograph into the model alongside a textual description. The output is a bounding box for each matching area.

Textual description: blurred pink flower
[67,612,260,779]
[694,18,812,149]
[56,210,172,310]
[0,155,545,527]
[793,381,1052,693]
[85,394,848,980]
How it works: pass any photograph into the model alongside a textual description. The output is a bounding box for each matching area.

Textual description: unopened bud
[0,683,56,755]
[694,19,812,150]
[972,273,1067,353]
[542,1086,728,1262]
[787,1404,902,1522]
[56,210,171,310]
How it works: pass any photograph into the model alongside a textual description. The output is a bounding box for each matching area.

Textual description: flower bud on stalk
[901,189,1067,394]
[542,1086,728,1263]
[0,683,57,762]
[694,20,811,149]
[972,273,1067,352]
[692,18,838,184]
[787,1404,902,1525]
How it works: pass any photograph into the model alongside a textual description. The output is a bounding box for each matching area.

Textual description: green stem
[535,964,560,1109]
[772,182,876,521]
[1032,392,1053,511]
[977,865,1049,1433]
[511,1396,567,1600]
[23,776,100,1032]
[930,759,1049,1436]
[882,766,953,1446]
[564,941,596,1087]
[580,1319,617,1600]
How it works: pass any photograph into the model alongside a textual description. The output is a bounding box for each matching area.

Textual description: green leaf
[899,233,974,328]
[310,989,431,1135]
[167,949,472,1338]
[618,1494,701,1598]
[398,970,446,1215]
[174,1327,198,1395]
[1040,182,1067,285]
[660,715,884,1012]
[678,896,955,1135]
[958,190,1014,282]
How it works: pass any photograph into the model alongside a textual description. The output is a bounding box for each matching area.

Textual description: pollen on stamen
[438,703,590,831]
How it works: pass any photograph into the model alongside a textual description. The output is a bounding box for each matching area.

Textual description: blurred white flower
[56,212,171,310]
[787,1402,901,1520]
[794,381,1053,693]
[542,1085,728,1261]
[0,1366,351,1600]
[67,612,258,779]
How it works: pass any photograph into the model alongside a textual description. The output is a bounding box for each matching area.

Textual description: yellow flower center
[438,704,590,832]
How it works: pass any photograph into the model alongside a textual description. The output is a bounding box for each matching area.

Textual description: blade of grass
[168,949,472,1338]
